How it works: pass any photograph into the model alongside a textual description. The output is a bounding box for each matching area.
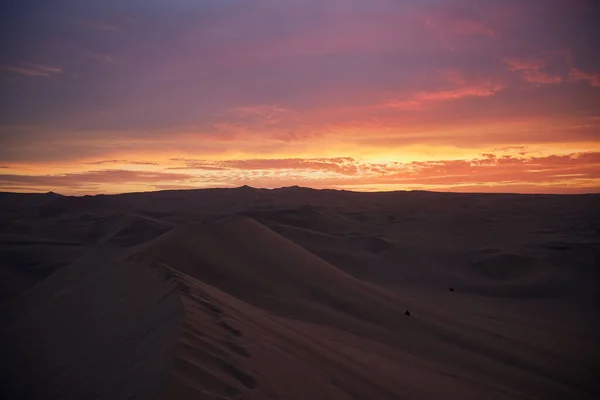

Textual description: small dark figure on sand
[449,287,455,292]
[405,310,410,316]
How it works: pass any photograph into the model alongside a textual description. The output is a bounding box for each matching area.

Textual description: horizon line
[2,185,599,198]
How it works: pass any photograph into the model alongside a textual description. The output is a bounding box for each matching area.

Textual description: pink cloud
[193,5,437,71]
[570,68,600,87]
[522,71,564,84]
[385,83,502,110]
[1,63,62,77]
[23,63,62,74]
[0,66,49,77]
[411,0,501,39]
[505,58,547,72]
[504,58,564,85]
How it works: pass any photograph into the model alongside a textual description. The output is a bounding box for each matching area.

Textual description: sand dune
[0,247,184,400]
[136,215,406,331]
[98,214,173,246]
[1,188,598,399]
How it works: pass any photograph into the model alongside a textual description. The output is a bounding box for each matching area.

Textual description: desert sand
[0,187,598,399]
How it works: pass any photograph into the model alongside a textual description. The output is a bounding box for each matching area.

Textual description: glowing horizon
[1,0,599,195]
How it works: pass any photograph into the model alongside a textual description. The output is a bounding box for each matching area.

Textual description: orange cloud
[170,157,361,174]
[3,152,597,195]
[0,170,194,193]
[85,160,160,166]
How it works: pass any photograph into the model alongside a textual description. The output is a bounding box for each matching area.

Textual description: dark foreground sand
[1,187,599,399]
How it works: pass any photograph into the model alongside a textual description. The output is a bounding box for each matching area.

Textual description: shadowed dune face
[246,205,365,234]
[0,250,184,400]
[0,188,599,399]
[469,253,539,281]
[100,215,173,246]
[349,235,390,254]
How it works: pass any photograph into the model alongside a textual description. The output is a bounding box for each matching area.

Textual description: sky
[1,0,599,195]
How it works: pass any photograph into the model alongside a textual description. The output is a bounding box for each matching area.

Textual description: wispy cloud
[170,157,360,174]
[229,104,290,124]
[85,159,159,166]
[1,63,62,77]
[570,68,600,87]
[0,170,193,192]
[25,63,61,74]
[85,52,114,63]
[384,82,503,110]
[504,58,564,85]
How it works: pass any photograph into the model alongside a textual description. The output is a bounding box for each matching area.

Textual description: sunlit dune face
[0,0,599,194]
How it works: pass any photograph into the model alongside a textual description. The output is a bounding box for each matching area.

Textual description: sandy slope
[0,247,184,399]
[0,188,598,399]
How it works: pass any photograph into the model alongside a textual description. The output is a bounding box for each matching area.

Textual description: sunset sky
[1,0,599,194]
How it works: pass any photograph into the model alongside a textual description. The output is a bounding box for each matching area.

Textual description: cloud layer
[2,152,598,194]
[0,0,598,193]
